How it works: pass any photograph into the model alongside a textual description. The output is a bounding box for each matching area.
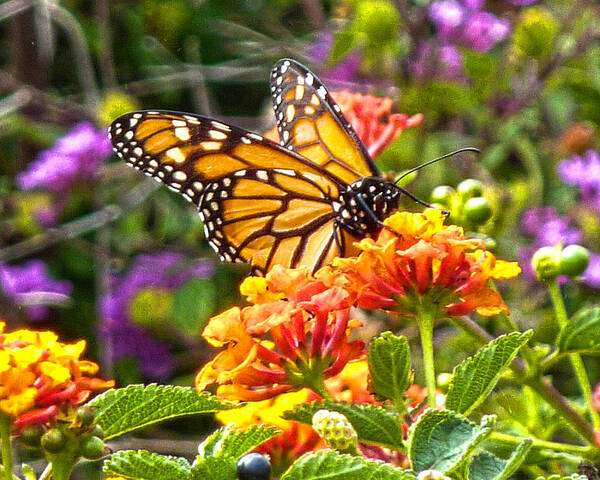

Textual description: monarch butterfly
[109,59,435,274]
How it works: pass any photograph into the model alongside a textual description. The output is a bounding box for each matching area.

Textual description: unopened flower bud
[464,197,492,225]
[312,409,360,455]
[41,429,66,453]
[457,179,484,200]
[430,186,455,207]
[77,406,96,428]
[418,470,452,480]
[559,245,590,278]
[80,435,106,459]
[20,424,44,448]
[531,245,561,282]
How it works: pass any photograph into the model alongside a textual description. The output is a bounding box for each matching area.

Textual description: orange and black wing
[270,58,378,184]
[109,110,360,273]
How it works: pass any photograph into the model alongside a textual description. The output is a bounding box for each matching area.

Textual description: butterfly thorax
[335,177,400,236]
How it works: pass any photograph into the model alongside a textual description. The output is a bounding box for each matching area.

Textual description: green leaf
[198,424,280,459]
[467,439,532,480]
[446,331,533,415]
[281,451,418,480]
[173,279,217,335]
[103,450,191,480]
[283,401,404,450]
[328,30,360,64]
[409,410,495,473]
[368,332,412,407]
[557,307,600,354]
[90,384,239,440]
[191,456,237,480]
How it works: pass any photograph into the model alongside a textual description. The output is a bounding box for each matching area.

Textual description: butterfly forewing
[270,58,378,183]
[109,109,361,273]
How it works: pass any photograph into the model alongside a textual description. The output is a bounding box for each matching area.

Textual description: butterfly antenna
[393,147,480,185]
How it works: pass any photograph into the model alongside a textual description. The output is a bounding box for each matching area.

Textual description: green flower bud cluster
[417,470,452,480]
[22,406,106,461]
[312,409,360,455]
[129,287,174,334]
[98,90,140,126]
[352,0,399,47]
[531,244,590,282]
[430,179,493,231]
[513,7,558,58]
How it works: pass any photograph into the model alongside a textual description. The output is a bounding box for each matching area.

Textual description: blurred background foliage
[0,0,599,474]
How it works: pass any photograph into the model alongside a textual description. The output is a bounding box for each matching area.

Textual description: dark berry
[237,453,271,480]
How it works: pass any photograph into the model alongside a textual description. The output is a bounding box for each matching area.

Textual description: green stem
[0,415,13,480]
[415,305,437,409]
[39,465,53,480]
[489,432,600,461]
[547,280,600,430]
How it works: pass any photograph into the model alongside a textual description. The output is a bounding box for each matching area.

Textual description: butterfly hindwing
[270,58,378,184]
[109,110,359,273]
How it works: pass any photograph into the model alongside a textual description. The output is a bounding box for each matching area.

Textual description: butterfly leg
[332,219,343,253]
[354,193,401,236]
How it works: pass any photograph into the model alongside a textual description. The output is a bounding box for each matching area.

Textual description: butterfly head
[337,177,401,236]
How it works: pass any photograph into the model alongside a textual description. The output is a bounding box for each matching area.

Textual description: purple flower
[462,12,510,53]
[558,150,600,212]
[17,122,112,192]
[409,42,464,80]
[508,0,539,5]
[308,32,363,85]
[428,0,510,53]
[0,260,72,321]
[582,253,600,289]
[99,252,214,381]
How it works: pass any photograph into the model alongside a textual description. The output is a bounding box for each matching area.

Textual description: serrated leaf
[446,331,532,415]
[409,410,495,473]
[557,307,600,354]
[198,424,279,459]
[283,401,404,450]
[468,439,532,480]
[368,332,412,406]
[281,450,418,480]
[103,450,191,480]
[90,384,239,440]
[191,455,237,480]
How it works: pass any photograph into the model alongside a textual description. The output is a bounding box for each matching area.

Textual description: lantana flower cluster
[325,209,520,318]
[197,209,520,401]
[0,322,113,430]
[196,267,365,401]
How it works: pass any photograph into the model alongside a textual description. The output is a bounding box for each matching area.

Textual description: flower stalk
[415,303,437,409]
[0,415,13,480]
[546,280,600,430]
